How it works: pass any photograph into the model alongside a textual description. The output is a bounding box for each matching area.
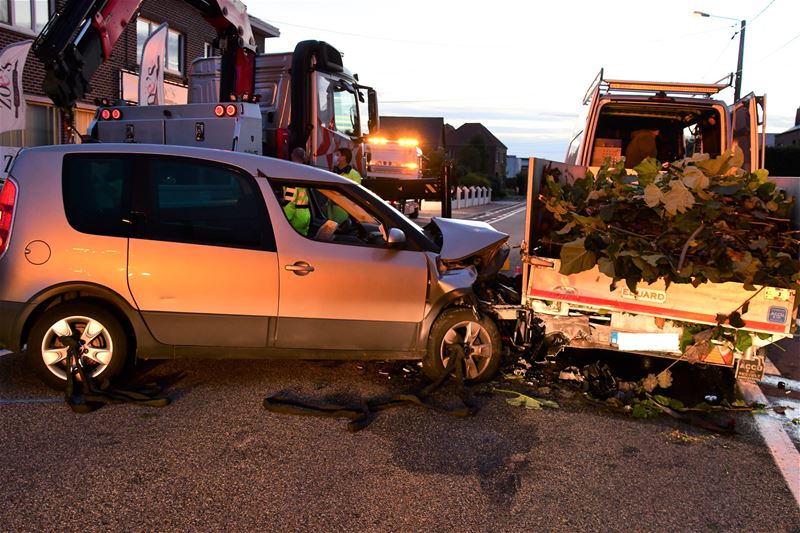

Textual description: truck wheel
[27,302,128,389]
[408,203,420,219]
[423,307,502,382]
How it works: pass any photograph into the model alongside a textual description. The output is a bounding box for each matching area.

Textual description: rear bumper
[0,300,28,352]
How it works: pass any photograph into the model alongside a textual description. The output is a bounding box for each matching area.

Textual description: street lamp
[693,11,746,101]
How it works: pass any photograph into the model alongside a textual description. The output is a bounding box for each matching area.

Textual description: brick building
[1,0,277,146]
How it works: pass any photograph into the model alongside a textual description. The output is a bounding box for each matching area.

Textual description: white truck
[366,137,424,218]
[90,40,379,177]
[490,72,799,381]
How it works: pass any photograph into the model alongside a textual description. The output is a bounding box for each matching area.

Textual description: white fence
[451,186,492,209]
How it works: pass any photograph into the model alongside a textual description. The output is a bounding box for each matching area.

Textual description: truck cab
[566,70,765,172]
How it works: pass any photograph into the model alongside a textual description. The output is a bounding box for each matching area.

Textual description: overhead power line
[263,19,455,47]
[759,30,800,61]
[749,0,776,25]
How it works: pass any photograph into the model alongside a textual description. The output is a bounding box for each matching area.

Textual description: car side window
[271,180,388,248]
[145,156,274,251]
[63,154,132,238]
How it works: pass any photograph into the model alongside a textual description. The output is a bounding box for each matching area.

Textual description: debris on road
[60,335,175,413]
[493,388,559,410]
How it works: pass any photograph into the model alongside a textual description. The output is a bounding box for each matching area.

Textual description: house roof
[448,123,507,150]
[378,116,445,150]
[249,16,280,38]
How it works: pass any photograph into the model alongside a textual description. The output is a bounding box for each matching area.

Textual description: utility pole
[734,19,746,101]
[693,11,746,100]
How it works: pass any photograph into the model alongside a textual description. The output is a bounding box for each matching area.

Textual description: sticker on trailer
[620,287,667,304]
[735,357,765,381]
[764,287,792,302]
[768,306,788,324]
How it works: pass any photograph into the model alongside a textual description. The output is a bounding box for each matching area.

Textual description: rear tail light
[225,104,237,117]
[214,105,225,117]
[276,128,289,160]
[0,179,18,257]
[99,108,123,120]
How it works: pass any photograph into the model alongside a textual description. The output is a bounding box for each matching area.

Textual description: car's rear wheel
[27,302,128,389]
[423,307,502,383]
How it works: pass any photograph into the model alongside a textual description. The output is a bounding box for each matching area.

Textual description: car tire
[423,307,502,383]
[27,301,128,389]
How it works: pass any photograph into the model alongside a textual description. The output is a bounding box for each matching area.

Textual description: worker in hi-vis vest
[329,147,361,223]
[283,147,311,235]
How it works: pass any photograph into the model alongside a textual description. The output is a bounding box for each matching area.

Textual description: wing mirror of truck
[387,227,406,249]
[367,88,379,133]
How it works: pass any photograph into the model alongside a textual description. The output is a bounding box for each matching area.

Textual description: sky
[252,0,800,159]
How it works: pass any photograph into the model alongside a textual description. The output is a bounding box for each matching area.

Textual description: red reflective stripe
[528,288,788,334]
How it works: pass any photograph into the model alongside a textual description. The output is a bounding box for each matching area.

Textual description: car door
[127,155,279,347]
[730,93,762,171]
[268,180,429,352]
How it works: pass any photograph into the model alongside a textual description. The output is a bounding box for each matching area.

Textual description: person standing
[332,147,362,184]
[283,147,311,235]
[328,147,361,224]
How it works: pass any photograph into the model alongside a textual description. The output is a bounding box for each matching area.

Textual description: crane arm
[33,0,256,112]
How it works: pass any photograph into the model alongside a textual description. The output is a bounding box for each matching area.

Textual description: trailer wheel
[408,201,420,219]
[423,307,502,382]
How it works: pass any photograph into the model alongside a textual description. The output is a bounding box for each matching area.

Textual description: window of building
[0,102,59,147]
[203,42,213,58]
[1,0,49,32]
[136,18,185,73]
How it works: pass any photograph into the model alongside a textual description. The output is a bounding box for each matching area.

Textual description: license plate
[735,356,765,381]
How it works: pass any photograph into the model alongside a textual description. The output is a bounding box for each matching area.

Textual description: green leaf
[734,330,753,353]
[559,238,598,275]
[634,158,661,186]
[598,257,616,278]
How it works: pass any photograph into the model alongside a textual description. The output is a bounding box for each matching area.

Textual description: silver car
[0,144,510,387]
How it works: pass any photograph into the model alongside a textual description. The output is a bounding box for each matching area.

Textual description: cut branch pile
[542,148,799,300]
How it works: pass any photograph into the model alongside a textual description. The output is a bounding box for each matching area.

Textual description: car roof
[14,143,352,185]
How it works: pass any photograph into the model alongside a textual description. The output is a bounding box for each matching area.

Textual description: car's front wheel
[27,302,128,389]
[423,307,502,382]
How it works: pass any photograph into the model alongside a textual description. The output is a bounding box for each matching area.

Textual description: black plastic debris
[582,361,618,399]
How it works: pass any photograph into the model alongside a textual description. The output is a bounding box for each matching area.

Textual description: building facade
[1,0,277,147]
[445,122,507,178]
[775,107,800,148]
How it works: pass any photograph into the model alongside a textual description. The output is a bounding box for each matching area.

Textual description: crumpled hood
[431,217,509,261]
[426,217,510,280]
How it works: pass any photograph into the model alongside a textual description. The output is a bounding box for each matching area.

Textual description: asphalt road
[1,200,799,532]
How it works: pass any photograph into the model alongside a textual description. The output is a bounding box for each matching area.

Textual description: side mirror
[387,227,406,249]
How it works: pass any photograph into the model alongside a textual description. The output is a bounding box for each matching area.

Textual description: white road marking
[0,398,61,405]
[737,379,800,507]
[760,374,800,393]
[482,205,528,225]
[0,350,11,357]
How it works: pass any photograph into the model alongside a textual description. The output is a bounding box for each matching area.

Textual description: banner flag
[139,23,168,106]
[0,40,34,134]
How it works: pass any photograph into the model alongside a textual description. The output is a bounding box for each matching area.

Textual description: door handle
[285,261,315,276]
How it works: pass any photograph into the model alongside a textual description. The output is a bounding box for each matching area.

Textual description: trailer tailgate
[527,258,796,336]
